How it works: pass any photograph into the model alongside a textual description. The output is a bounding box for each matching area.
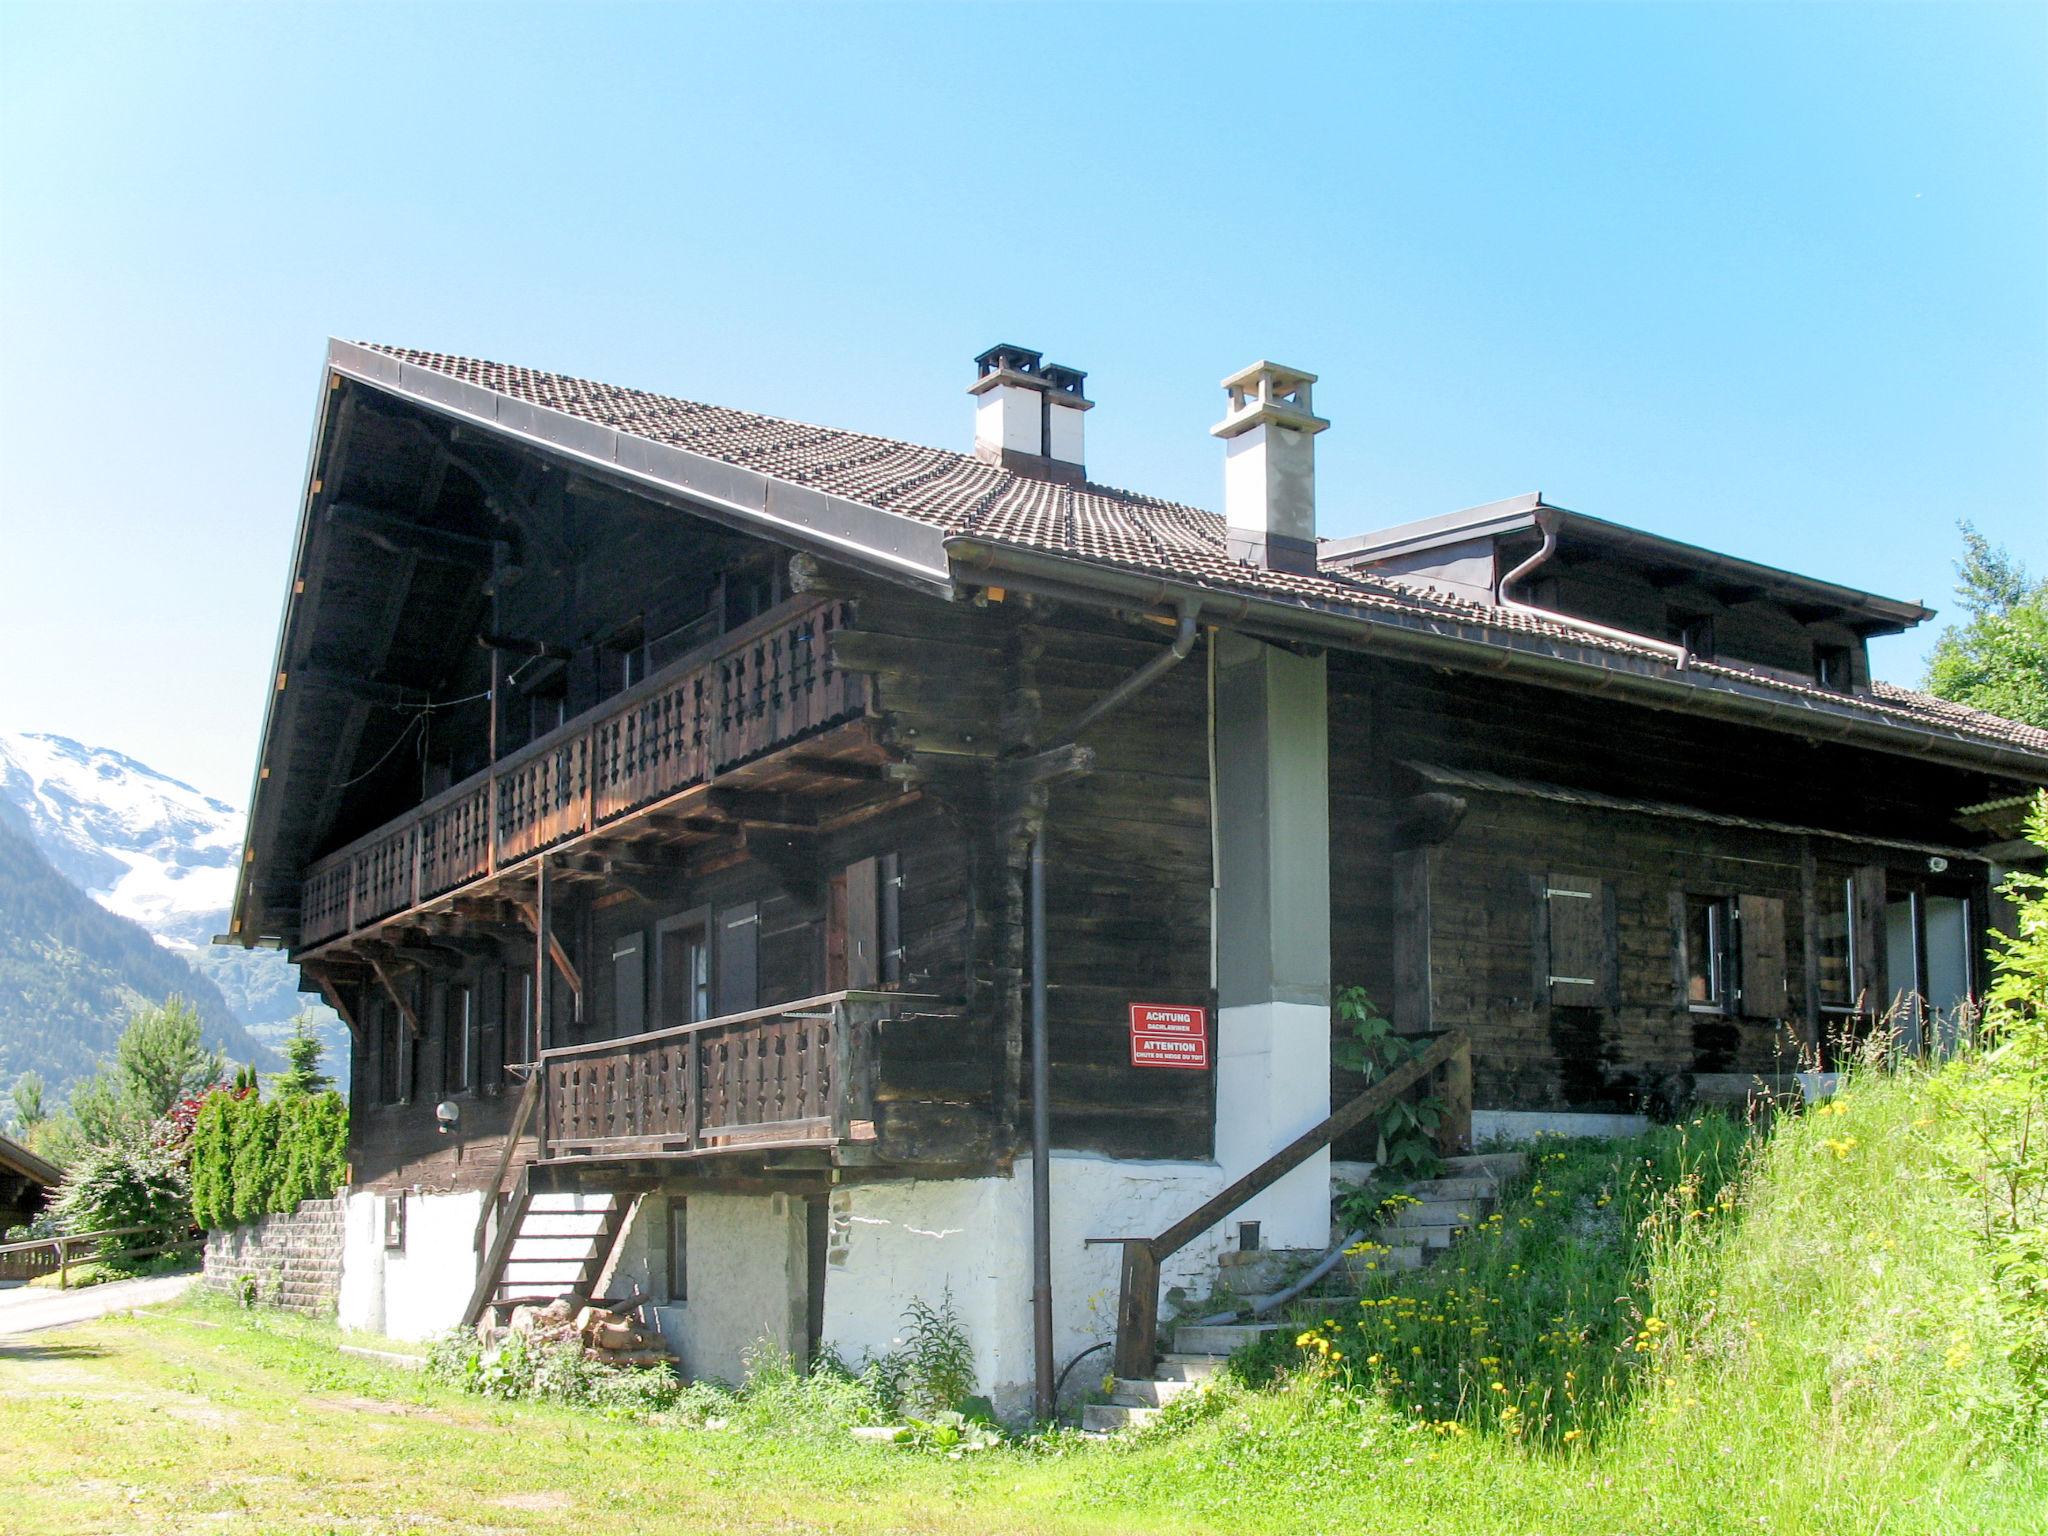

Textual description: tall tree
[1923,523,2048,731]
[8,1071,44,1133]
[114,996,226,1122]
[273,1012,333,1097]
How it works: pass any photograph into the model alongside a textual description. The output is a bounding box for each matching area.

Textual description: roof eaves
[327,340,956,596]
[945,534,2048,781]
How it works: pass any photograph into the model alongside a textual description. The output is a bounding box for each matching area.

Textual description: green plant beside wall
[190,1088,348,1230]
[1331,986,1446,1180]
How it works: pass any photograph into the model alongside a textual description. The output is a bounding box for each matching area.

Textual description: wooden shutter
[880,852,903,986]
[714,902,760,1017]
[479,965,504,1095]
[613,931,646,1035]
[845,857,881,990]
[1543,873,1616,1006]
[1737,894,1788,1018]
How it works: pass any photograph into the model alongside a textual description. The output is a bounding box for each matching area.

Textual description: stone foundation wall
[203,1196,346,1315]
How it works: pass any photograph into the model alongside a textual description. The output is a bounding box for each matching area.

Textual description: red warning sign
[1129,1004,1209,1070]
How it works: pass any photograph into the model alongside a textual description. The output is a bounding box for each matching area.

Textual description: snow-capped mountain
[0,731,242,951]
[0,731,348,1086]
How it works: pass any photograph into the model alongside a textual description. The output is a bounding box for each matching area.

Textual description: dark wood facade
[1328,653,2013,1116]
[251,375,2037,1205]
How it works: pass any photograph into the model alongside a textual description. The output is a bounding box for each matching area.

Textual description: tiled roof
[356,346,2048,766]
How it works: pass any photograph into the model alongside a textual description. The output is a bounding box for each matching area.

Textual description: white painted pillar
[1211,632,1332,1250]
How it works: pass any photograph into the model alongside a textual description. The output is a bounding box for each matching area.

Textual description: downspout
[1021,596,1200,1421]
[1497,518,1691,668]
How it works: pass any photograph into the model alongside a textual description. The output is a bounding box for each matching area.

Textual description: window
[1678,892,1788,1017]
[1814,644,1853,692]
[442,984,473,1094]
[1684,894,1732,1009]
[604,621,646,695]
[1815,876,1858,1012]
[506,972,532,1067]
[657,912,712,1026]
[725,563,780,629]
[667,1198,688,1304]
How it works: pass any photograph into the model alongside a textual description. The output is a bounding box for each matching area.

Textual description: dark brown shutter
[1737,894,1788,1018]
[1544,873,1615,1006]
[845,857,880,990]
[880,852,903,986]
[714,902,760,1016]
[479,965,504,1094]
[613,931,646,1035]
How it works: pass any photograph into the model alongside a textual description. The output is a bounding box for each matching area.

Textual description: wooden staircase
[463,1163,644,1327]
[1083,1151,1523,1434]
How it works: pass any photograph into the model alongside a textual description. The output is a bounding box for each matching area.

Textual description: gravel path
[0,1271,196,1337]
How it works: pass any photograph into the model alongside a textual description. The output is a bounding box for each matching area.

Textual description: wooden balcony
[534,990,926,1163]
[297,596,868,947]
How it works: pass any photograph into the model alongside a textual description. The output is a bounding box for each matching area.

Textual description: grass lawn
[3,1067,2045,1534]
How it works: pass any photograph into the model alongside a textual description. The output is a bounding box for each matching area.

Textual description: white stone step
[1154,1353,1226,1382]
[1399,1176,1501,1201]
[1383,1198,1483,1228]
[1445,1152,1525,1178]
[1345,1241,1426,1271]
[1082,1402,1159,1433]
[1216,1246,1323,1270]
[1173,1321,1281,1355]
[1386,1222,1465,1250]
[1111,1377,1196,1407]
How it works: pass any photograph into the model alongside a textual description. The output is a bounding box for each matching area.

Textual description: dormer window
[1814,644,1854,692]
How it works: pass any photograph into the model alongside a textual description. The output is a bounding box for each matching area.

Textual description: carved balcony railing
[535,991,925,1161]
[297,597,864,945]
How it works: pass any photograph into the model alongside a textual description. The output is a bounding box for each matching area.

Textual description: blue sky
[2,2,2042,800]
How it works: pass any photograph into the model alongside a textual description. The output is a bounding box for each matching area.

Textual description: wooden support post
[1437,1035,1473,1156]
[1110,1243,1161,1381]
[516,899,583,1009]
[535,855,551,1059]
[304,963,362,1040]
[57,1235,69,1290]
[367,955,422,1038]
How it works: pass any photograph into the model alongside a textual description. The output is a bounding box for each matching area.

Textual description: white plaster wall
[338,1188,483,1342]
[337,1191,385,1335]
[605,1191,808,1385]
[1215,1000,1333,1249]
[820,1153,1229,1420]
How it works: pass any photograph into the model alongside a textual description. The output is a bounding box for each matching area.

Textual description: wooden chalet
[0,1133,60,1238]
[225,340,2048,1414]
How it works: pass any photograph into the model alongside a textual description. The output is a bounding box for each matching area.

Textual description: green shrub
[49,1123,192,1251]
[189,1088,349,1230]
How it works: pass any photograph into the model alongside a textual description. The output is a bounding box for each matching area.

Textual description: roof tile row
[358,345,2048,763]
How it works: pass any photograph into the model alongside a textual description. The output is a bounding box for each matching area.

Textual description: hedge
[190,1089,348,1230]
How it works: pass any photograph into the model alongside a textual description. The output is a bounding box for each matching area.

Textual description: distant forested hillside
[0,815,277,1096]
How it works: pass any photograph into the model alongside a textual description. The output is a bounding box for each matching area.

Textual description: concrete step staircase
[1081,1153,1523,1433]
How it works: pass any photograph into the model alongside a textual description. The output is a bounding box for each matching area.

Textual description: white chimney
[969,344,1089,485]
[1211,361,1328,575]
